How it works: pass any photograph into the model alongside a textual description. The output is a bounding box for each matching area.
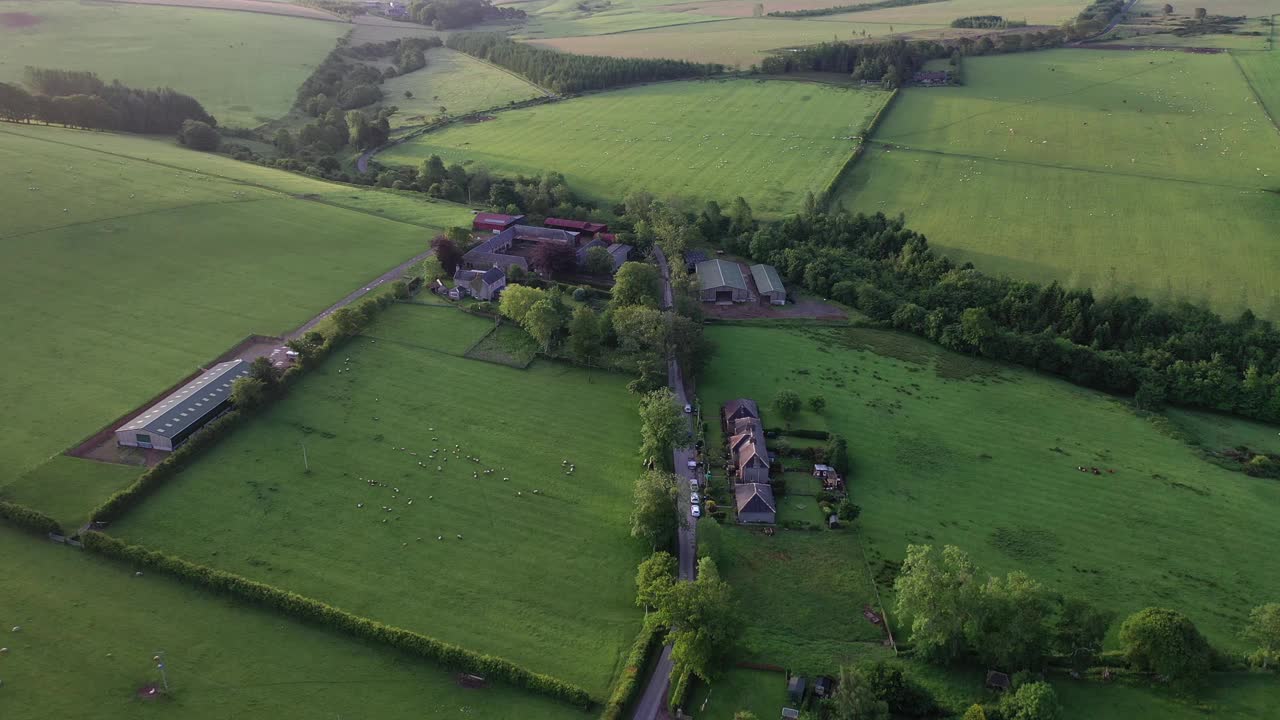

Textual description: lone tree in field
[999,681,1062,720]
[1243,603,1280,669]
[1119,607,1213,687]
[630,471,680,548]
[773,389,802,423]
[809,394,827,413]
[430,235,464,275]
[177,119,220,151]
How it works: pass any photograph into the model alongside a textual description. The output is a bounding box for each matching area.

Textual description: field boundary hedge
[769,0,945,17]
[601,622,662,720]
[817,88,899,210]
[80,531,595,707]
[0,501,62,536]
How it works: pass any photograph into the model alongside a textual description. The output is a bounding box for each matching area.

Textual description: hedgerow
[0,501,62,536]
[601,622,662,720]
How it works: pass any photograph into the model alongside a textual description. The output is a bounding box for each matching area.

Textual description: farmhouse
[749,263,786,305]
[472,212,525,233]
[451,266,506,301]
[723,397,776,521]
[735,483,777,524]
[697,259,748,304]
[115,360,251,452]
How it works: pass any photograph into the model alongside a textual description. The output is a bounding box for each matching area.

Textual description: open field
[822,0,1079,25]
[1134,0,1280,15]
[380,47,547,128]
[0,525,584,719]
[381,79,888,216]
[1166,407,1280,455]
[837,48,1280,320]
[699,324,1280,654]
[1235,48,1280,123]
[0,124,468,524]
[102,0,344,21]
[0,1,345,126]
[108,304,645,697]
[529,18,936,66]
[0,457,139,533]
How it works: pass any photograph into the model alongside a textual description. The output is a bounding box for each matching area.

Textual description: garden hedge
[81,531,595,708]
[601,622,662,720]
[0,501,62,536]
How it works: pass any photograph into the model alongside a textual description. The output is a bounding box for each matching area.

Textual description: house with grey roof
[115,360,251,452]
[735,483,776,524]
[696,259,748,304]
[451,266,506,301]
[750,263,786,305]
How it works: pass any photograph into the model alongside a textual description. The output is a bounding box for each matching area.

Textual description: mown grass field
[109,304,646,697]
[1235,47,1280,123]
[0,525,585,720]
[381,79,888,216]
[379,47,547,128]
[838,48,1280,320]
[0,124,470,526]
[0,0,344,126]
[824,0,1080,25]
[699,324,1280,657]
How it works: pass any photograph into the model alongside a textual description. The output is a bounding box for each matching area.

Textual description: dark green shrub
[0,501,62,535]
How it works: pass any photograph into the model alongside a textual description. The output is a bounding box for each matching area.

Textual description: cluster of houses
[440,213,633,301]
[723,398,778,525]
[696,258,786,306]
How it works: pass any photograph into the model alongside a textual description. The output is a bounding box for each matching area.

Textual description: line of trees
[0,67,215,134]
[726,205,1280,425]
[950,15,1028,28]
[768,0,945,19]
[295,36,442,118]
[404,0,526,29]
[446,33,725,93]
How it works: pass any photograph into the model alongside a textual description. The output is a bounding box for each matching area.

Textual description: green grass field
[838,48,1280,320]
[824,0,1081,25]
[0,0,345,126]
[0,525,584,719]
[381,78,888,216]
[0,124,470,525]
[1235,48,1280,125]
[699,324,1280,656]
[379,47,547,128]
[107,304,646,697]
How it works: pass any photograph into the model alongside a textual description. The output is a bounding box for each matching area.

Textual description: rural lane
[285,248,434,340]
[631,247,697,720]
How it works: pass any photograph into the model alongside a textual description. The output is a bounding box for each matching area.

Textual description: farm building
[912,70,951,86]
[735,482,776,524]
[722,398,759,426]
[472,212,525,233]
[750,263,786,305]
[115,360,251,452]
[607,243,633,270]
[684,249,708,273]
[545,217,608,237]
[461,228,529,273]
[513,224,578,244]
[451,266,506,301]
[697,259,748,304]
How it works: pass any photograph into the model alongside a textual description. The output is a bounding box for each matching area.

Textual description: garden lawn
[108,304,646,697]
[690,667,790,719]
[379,47,547,128]
[380,79,889,216]
[839,48,1280,320]
[0,125,467,522]
[0,525,584,720]
[699,324,1280,654]
[0,0,345,126]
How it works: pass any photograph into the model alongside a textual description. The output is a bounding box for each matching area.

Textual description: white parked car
[691,504,701,518]
[690,478,699,490]
[690,492,701,505]
[684,403,693,414]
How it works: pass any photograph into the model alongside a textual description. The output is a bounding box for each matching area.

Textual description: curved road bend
[631,247,698,720]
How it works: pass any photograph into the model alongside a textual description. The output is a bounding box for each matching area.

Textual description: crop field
[0,525,583,720]
[838,48,1280,320]
[0,0,345,126]
[699,324,1280,654]
[380,79,888,216]
[530,18,936,66]
[380,47,548,128]
[108,304,646,697]
[0,124,469,527]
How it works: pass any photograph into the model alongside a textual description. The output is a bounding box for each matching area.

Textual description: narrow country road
[631,246,697,720]
[285,247,434,340]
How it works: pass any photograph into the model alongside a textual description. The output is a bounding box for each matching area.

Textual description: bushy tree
[635,551,677,609]
[639,388,685,468]
[830,665,889,720]
[567,305,602,367]
[178,119,220,151]
[1000,681,1062,720]
[808,395,827,413]
[894,544,979,662]
[498,284,546,327]
[962,705,988,720]
[630,471,679,548]
[230,376,268,409]
[969,571,1054,671]
[1242,603,1280,670]
[1119,607,1213,687]
[826,434,850,475]
[523,297,564,352]
[657,557,737,682]
[584,246,615,275]
[773,389,802,423]
[430,235,464,275]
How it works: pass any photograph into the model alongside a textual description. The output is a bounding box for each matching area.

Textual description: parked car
[690,492,701,504]
[691,504,701,518]
[690,478,699,490]
[684,403,692,414]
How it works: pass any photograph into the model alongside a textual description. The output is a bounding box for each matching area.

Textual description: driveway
[285,247,434,340]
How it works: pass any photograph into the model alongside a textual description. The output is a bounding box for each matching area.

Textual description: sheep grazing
[456,534,463,539]
[10,627,20,633]
[0,648,7,655]
[517,491,523,496]
[407,499,413,505]
[357,503,364,508]
[437,536,443,540]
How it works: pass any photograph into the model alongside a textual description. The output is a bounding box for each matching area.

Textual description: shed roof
[749,263,785,295]
[607,244,632,258]
[514,224,578,244]
[545,217,608,234]
[735,483,776,515]
[118,360,250,437]
[473,212,524,229]
[696,259,746,291]
[684,250,708,266]
[481,266,506,284]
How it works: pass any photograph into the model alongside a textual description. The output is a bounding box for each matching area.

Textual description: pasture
[838,48,1280,320]
[380,47,548,128]
[0,0,345,126]
[1235,48,1280,124]
[380,78,889,216]
[698,324,1280,654]
[824,0,1081,25]
[108,304,646,697]
[0,124,468,527]
[0,525,584,720]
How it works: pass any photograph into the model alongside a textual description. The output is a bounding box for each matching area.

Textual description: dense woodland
[446,34,724,93]
[720,206,1280,424]
[0,68,214,134]
[404,0,526,29]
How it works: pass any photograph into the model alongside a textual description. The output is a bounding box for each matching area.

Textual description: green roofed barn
[697,258,748,304]
[114,360,251,452]
[749,263,785,305]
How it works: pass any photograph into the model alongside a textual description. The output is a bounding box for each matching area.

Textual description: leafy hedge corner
[667,665,693,713]
[80,532,595,708]
[0,501,62,536]
[601,621,662,720]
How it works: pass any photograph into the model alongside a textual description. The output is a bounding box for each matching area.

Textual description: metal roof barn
[115,360,251,452]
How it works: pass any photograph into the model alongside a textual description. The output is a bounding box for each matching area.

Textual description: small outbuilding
[544,217,608,237]
[115,360,252,452]
[781,709,801,720]
[787,675,807,703]
[607,243,633,271]
[735,482,776,524]
[749,263,786,305]
[696,259,748,304]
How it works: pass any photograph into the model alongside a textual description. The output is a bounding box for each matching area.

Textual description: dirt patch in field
[0,11,42,28]
[101,0,344,22]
